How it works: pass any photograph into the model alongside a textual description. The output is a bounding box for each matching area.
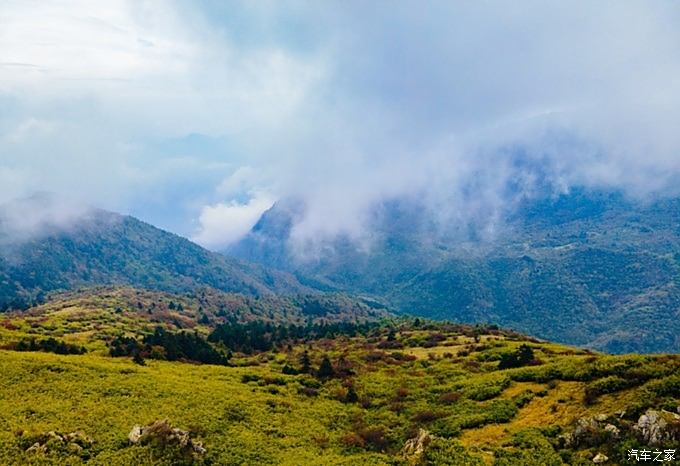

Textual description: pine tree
[345,386,359,403]
[516,344,534,365]
[317,356,334,379]
[498,344,535,369]
[282,364,298,375]
[132,351,146,366]
[299,351,312,374]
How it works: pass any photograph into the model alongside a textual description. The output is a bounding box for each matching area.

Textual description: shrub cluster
[498,344,536,369]
[109,327,229,365]
[584,375,630,404]
[10,337,86,355]
[208,320,379,354]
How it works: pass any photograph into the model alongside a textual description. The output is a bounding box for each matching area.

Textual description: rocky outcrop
[633,410,680,446]
[128,420,206,455]
[593,452,608,463]
[559,415,620,448]
[560,409,680,453]
[128,425,144,444]
[22,430,93,456]
[402,428,433,464]
[603,423,620,439]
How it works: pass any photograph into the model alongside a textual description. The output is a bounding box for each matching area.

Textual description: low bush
[498,344,536,369]
[241,374,261,383]
[11,337,86,355]
[464,378,510,401]
[412,410,444,423]
[486,400,519,423]
[645,374,680,397]
[494,429,563,466]
[355,427,390,452]
[584,376,630,404]
[439,391,462,404]
[423,439,484,465]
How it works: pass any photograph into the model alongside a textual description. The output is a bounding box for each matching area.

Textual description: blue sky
[2,1,680,250]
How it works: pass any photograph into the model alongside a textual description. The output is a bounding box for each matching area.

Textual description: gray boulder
[128,419,206,455]
[603,424,620,439]
[402,428,433,465]
[559,416,620,448]
[633,410,680,446]
[23,430,93,456]
[593,452,608,463]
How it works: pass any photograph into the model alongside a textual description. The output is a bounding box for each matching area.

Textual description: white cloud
[0,192,91,243]
[257,1,680,246]
[2,1,680,247]
[0,0,322,233]
[192,193,274,249]
[0,0,193,93]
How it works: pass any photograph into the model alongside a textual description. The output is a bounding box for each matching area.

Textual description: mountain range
[2,190,679,353]
[228,189,680,353]
[0,195,313,311]
[0,190,678,464]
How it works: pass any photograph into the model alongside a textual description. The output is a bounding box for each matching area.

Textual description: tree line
[10,337,86,355]
[108,326,229,365]
[207,320,380,354]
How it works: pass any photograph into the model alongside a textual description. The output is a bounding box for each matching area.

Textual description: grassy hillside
[0,287,389,353]
[0,296,678,465]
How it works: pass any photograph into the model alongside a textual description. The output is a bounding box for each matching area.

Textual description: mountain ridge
[227,189,680,353]
[0,197,316,310]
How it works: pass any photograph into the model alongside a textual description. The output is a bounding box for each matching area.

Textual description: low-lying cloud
[2,1,680,250]
[192,193,275,250]
[0,193,91,244]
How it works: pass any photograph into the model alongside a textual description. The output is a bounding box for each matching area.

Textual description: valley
[229,190,680,353]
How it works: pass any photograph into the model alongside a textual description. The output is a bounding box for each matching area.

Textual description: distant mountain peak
[0,203,316,310]
[226,189,680,353]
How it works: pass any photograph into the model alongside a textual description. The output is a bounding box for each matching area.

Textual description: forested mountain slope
[0,196,313,310]
[228,190,680,353]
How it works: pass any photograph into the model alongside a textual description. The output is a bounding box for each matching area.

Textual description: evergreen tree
[498,344,535,369]
[133,351,146,366]
[317,356,334,379]
[345,386,359,403]
[282,364,298,375]
[516,344,534,365]
[299,351,312,374]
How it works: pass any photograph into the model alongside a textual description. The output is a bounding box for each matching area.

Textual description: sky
[2,1,680,250]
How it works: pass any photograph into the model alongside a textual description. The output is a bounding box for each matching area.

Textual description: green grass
[0,344,677,465]
[0,351,396,465]
[0,289,678,465]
